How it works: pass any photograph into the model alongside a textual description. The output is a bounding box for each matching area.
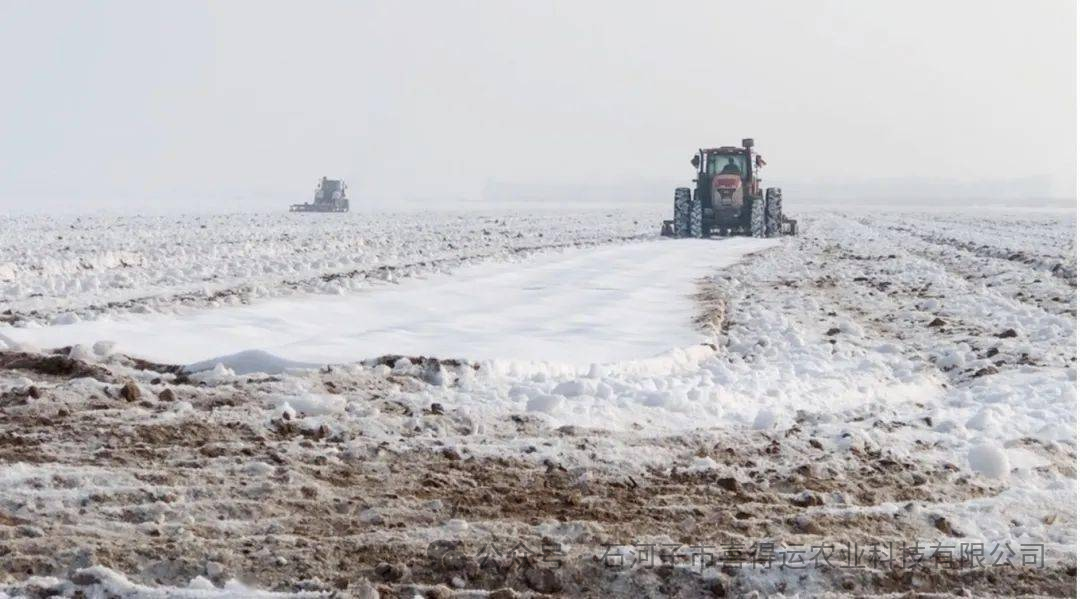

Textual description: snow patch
[968,443,1011,479]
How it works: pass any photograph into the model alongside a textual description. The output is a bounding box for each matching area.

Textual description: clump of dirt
[0,351,112,381]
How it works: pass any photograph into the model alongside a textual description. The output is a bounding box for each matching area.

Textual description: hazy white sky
[0,0,1075,211]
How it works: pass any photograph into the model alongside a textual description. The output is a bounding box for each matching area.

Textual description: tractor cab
[702,149,749,179]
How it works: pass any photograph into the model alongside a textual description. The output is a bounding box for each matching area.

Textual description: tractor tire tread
[765,188,782,237]
[673,187,692,238]
[749,195,766,238]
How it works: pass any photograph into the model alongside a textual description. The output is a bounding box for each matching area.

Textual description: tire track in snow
[826,214,1073,380]
[881,220,1076,287]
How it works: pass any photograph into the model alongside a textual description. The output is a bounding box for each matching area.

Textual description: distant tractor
[662,139,795,238]
[291,177,350,213]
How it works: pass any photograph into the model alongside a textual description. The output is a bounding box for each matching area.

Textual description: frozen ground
[0,208,1075,598]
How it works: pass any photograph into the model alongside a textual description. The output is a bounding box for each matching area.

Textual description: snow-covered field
[0,210,659,325]
[0,207,1075,597]
[1,237,773,366]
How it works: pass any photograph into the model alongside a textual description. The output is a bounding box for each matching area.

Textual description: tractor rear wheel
[673,188,691,238]
[689,195,704,238]
[749,194,766,238]
[765,188,782,237]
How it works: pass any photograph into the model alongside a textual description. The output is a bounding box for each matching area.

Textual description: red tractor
[662,138,796,238]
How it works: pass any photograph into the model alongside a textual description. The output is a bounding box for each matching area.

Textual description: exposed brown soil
[0,353,1072,598]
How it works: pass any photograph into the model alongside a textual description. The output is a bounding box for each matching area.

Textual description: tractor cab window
[708,154,748,177]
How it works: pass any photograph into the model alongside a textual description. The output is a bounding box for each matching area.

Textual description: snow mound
[268,393,346,417]
[186,350,321,375]
[968,442,1011,479]
[67,565,335,597]
[526,394,564,414]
